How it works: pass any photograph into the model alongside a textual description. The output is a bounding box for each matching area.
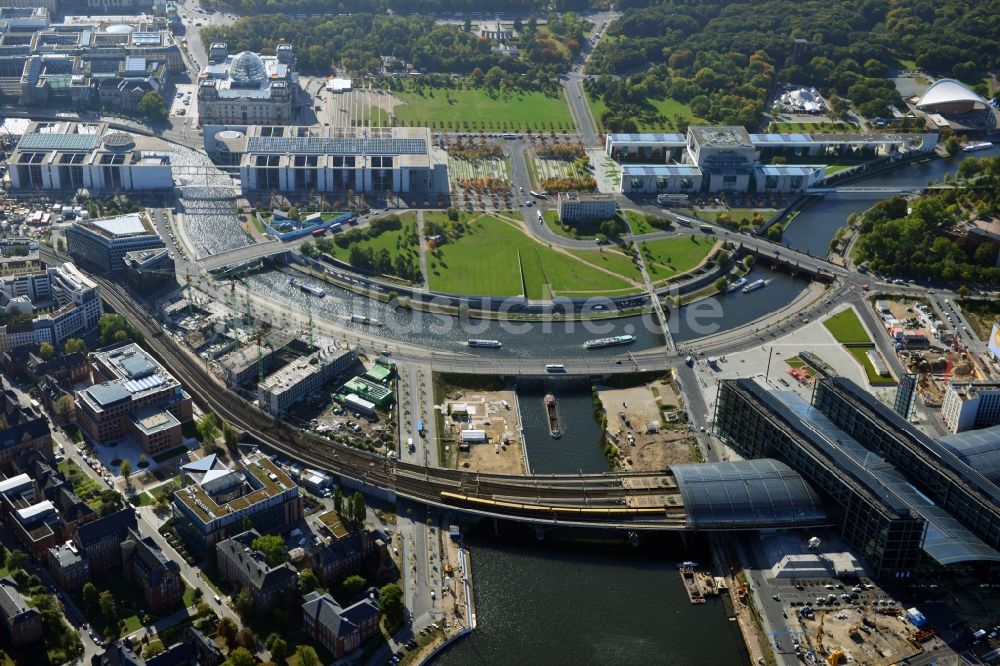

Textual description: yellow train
[439,491,667,517]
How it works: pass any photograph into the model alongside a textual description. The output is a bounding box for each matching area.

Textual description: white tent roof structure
[916,78,989,110]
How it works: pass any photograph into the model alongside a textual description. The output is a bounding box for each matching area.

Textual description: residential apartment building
[47,540,90,590]
[0,261,103,353]
[66,210,165,274]
[215,529,297,613]
[301,591,380,659]
[258,347,357,416]
[0,576,42,646]
[74,343,192,453]
[942,381,1000,433]
[0,391,51,473]
[72,507,138,574]
[121,528,182,613]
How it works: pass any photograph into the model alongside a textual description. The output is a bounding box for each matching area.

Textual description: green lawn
[59,459,104,507]
[587,92,703,131]
[848,346,897,386]
[428,214,639,298]
[823,308,872,344]
[639,236,716,282]
[785,356,806,369]
[568,247,643,282]
[182,586,199,608]
[625,210,654,235]
[393,85,572,132]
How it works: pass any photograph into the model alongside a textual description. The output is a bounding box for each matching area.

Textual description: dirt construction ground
[598,380,697,471]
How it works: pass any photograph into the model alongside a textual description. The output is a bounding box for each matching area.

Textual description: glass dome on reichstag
[229,51,267,85]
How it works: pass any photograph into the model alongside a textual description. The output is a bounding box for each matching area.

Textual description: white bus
[545,364,566,373]
[530,190,548,199]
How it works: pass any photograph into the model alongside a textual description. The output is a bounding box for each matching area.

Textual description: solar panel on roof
[19,132,99,151]
[246,136,426,156]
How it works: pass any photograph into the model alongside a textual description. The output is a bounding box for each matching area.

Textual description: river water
[434,526,747,666]
[238,265,807,355]
[781,145,1000,257]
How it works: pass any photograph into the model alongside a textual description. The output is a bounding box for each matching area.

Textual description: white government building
[6,121,172,192]
[606,125,938,195]
[204,124,449,197]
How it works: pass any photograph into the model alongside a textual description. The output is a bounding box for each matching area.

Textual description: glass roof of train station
[672,458,828,530]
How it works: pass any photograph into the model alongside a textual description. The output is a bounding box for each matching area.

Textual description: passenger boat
[725,277,747,293]
[467,339,502,348]
[742,279,766,293]
[545,393,562,438]
[350,314,380,325]
[299,283,325,297]
[963,141,993,153]
[583,334,637,349]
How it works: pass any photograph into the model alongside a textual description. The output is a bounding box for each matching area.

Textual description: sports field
[639,236,716,282]
[393,86,573,132]
[428,214,641,299]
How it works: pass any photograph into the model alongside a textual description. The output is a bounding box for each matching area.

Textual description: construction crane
[229,280,241,349]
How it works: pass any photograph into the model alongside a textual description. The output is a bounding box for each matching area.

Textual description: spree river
[782,145,1000,257]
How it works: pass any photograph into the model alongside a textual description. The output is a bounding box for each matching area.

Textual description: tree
[98,314,135,344]
[38,342,55,360]
[714,277,729,294]
[234,587,254,621]
[99,590,116,624]
[223,423,239,452]
[137,91,168,120]
[196,412,221,443]
[266,633,290,662]
[350,491,366,525]
[56,237,66,252]
[224,647,256,666]
[64,338,87,354]
[195,601,212,618]
[82,582,98,610]
[119,459,131,480]
[298,568,321,595]
[251,534,287,567]
[216,616,238,647]
[141,640,166,659]
[342,574,367,597]
[293,645,320,666]
[236,627,257,650]
[958,284,970,298]
[333,486,343,515]
[4,549,26,572]
[379,583,404,631]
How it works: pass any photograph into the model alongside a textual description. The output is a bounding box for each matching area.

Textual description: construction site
[793,600,931,665]
[872,296,986,407]
[442,387,525,474]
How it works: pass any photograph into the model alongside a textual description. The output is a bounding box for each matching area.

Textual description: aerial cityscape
[0,0,997,664]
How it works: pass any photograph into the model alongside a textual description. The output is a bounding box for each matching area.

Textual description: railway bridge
[64,254,832,533]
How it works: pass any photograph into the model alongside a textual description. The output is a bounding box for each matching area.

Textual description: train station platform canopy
[672,459,828,530]
[938,426,1000,486]
[777,390,1000,566]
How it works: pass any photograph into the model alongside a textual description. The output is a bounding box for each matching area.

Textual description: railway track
[44,248,683,526]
